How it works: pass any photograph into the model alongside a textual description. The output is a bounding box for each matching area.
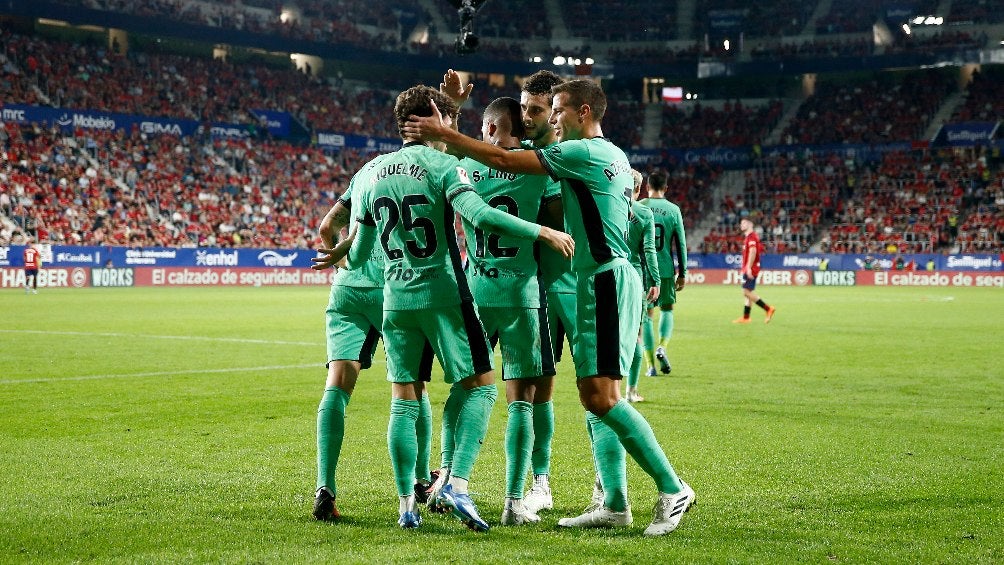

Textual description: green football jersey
[354,142,541,311]
[535,137,633,274]
[627,201,660,288]
[459,151,550,308]
[640,197,688,277]
[525,140,575,295]
[333,154,389,289]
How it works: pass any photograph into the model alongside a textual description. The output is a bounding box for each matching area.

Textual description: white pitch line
[0,329,320,347]
[0,364,319,385]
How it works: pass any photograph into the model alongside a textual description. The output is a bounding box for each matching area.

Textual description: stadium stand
[660,99,784,149]
[695,0,818,39]
[814,0,940,34]
[1,3,1002,256]
[558,0,677,41]
[779,70,953,145]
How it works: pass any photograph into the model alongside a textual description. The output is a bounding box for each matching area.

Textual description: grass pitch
[1,284,1001,564]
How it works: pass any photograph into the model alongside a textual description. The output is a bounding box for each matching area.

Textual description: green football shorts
[654,277,678,308]
[572,259,643,379]
[480,306,555,380]
[545,290,577,363]
[383,301,493,384]
[325,284,383,369]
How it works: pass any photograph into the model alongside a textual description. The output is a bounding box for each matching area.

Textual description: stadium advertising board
[137,267,334,286]
[1,103,287,140]
[3,265,1000,288]
[4,247,1000,272]
[625,141,921,171]
[315,131,402,153]
[0,267,89,289]
[250,109,291,137]
[682,269,1004,287]
[0,267,334,288]
[1,246,315,268]
[686,253,1001,272]
[933,122,1000,146]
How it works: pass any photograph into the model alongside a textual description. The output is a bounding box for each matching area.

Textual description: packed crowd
[0,121,371,248]
[660,100,784,149]
[701,149,1003,255]
[2,24,1001,255]
[780,70,953,145]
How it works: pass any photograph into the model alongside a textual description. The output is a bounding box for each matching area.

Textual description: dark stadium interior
[0,0,1001,255]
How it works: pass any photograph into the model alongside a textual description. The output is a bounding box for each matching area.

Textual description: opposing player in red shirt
[733,218,776,324]
[23,238,41,294]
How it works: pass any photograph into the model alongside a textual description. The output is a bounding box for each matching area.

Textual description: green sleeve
[450,189,542,241]
[643,215,660,286]
[671,206,688,274]
[346,212,377,269]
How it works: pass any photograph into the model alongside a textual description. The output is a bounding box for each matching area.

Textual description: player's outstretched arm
[404,100,546,175]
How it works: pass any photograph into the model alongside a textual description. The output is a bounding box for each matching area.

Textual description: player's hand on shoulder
[538,226,575,259]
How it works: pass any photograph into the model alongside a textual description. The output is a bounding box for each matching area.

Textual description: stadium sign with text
[315,131,402,152]
[1,103,290,140]
[933,122,1000,146]
[3,247,1000,273]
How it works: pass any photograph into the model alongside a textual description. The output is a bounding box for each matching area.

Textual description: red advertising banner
[0,267,335,288]
[684,269,814,286]
[134,267,335,287]
[856,270,1004,288]
[4,267,1002,289]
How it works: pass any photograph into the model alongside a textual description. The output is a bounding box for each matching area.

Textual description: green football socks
[450,384,497,482]
[416,393,432,482]
[316,386,350,494]
[658,309,674,349]
[440,383,466,470]
[587,412,629,512]
[600,399,683,494]
[531,400,554,476]
[628,341,643,388]
[505,400,533,498]
[388,398,420,497]
[642,314,657,367]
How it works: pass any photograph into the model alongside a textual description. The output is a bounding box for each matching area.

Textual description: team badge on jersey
[456,166,472,185]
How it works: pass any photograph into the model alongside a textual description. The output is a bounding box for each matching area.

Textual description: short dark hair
[483,96,525,139]
[648,169,667,190]
[394,85,459,138]
[521,70,564,96]
[551,79,606,122]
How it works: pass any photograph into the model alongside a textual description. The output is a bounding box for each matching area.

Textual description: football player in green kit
[439,69,565,515]
[404,79,695,536]
[309,156,437,522]
[456,96,557,526]
[343,85,574,532]
[639,169,688,375]
[625,169,661,403]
